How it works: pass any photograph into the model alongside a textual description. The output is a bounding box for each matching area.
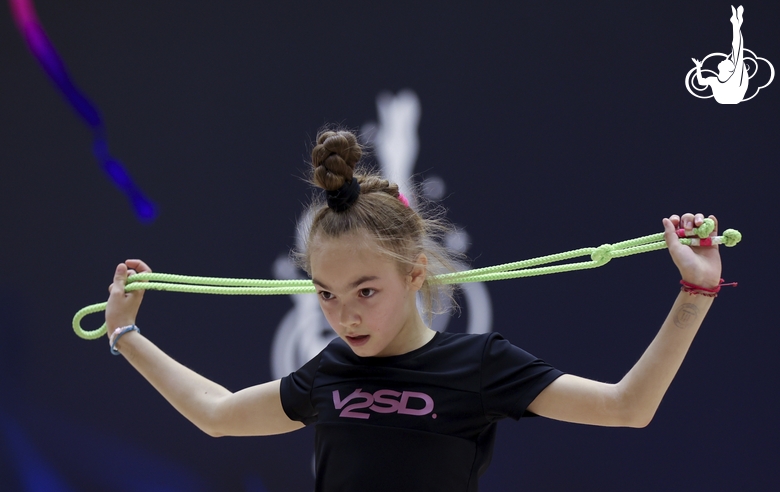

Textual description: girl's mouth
[346,335,370,347]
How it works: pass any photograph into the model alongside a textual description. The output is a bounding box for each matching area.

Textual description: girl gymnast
[105,130,724,492]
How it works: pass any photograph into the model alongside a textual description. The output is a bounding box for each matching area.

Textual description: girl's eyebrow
[312,275,379,291]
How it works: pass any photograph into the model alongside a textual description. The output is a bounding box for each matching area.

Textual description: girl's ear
[407,253,428,291]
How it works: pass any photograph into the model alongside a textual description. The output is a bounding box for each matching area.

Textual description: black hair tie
[326,179,360,212]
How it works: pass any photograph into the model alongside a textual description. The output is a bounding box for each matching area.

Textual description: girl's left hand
[663,213,722,289]
[105,259,152,333]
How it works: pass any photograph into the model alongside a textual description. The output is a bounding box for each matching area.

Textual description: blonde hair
[295,129,461,318]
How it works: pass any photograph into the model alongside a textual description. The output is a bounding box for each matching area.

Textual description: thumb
[663,218,684,255]
[110,263,128,297]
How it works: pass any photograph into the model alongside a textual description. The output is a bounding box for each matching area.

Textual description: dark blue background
[2,1,778,490]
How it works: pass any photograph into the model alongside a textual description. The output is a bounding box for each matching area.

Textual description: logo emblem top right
[686,5,774,104]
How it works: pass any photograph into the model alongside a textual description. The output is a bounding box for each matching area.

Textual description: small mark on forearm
[675,303,700,328]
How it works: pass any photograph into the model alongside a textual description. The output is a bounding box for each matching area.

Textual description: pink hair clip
[398,192,410,208]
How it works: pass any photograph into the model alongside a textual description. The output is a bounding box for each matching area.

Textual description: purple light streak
[9,0,157,222]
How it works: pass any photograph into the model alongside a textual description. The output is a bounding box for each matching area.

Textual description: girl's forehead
[310,233,392,272]
[311,231,375,254]
[310,250,400,291]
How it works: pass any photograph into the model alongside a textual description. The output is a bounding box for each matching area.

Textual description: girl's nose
[339,302,360,328]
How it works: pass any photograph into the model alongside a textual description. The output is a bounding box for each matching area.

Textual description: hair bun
[312,130,362,191]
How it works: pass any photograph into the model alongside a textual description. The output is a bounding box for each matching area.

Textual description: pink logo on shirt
[332,388,434,419]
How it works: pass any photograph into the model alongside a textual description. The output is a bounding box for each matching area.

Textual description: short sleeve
[279,352,323,425]
[480,333,563,421]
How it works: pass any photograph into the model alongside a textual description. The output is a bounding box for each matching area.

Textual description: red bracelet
[680,278,737,297]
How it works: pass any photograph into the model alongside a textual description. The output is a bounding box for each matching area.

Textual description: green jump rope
[73,218,741,340]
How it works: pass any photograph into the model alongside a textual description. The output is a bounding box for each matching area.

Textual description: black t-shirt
[280,331,563,492]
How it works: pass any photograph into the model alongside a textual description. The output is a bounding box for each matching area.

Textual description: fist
[662,213,722,289]
[105,259,152,334]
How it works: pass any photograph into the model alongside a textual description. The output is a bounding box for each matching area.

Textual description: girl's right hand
[105,259,152,335]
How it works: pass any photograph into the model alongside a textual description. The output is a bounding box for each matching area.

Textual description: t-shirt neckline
[356,331,443,364]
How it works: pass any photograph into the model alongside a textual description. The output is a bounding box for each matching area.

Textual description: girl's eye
[319,291,334,301]
[359,288,375,298]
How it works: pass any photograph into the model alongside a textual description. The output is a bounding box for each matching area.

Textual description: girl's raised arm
[527,213,721,427]
[106,260,304,437]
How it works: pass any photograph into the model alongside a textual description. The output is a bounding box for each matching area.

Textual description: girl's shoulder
[435,331,513,350]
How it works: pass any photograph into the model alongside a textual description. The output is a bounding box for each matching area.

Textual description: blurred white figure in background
[270,90,492,380]
[364,90,420,203]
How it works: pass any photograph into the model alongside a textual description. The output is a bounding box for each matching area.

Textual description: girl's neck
[378,311,435,357]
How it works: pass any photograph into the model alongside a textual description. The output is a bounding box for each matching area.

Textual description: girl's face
[309,231,429,357]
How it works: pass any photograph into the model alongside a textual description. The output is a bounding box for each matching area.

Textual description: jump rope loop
[73,218,742,340]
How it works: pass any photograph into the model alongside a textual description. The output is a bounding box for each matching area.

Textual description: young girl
[105,130,723,491]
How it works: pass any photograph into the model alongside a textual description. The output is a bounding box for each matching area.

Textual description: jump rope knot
[675,218,716,239]
[722,229,742,247]
[590,244,614,265]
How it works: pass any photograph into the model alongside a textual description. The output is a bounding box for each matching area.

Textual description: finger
[125,259,152,274]
[110,263,128,297]
[694,213,705,227]
[124,260,150,299]
[709,214,719,235]
[663,218,685,255]
[669,214,681,227]
[681,213,695,230]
